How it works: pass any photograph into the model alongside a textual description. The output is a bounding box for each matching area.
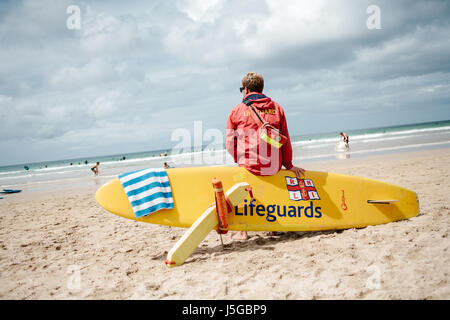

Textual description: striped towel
[118,168,174,218]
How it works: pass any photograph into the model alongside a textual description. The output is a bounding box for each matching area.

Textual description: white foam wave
[0,170,24,176]
[294,140,450,161]
[292,125,450,146]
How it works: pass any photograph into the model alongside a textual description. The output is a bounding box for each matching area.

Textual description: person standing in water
[91,162,100,176]
[340,132,349,149]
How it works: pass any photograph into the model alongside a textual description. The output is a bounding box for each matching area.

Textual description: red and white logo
[285,177,320,201]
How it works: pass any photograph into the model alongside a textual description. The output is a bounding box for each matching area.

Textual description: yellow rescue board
[95,167,419,231]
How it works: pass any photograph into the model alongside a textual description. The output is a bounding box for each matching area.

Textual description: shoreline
[1,147,448,203]
[1,136,449,194]
[0,148,449,299]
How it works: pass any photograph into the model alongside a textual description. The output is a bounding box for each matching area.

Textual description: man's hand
[289,166,306,178]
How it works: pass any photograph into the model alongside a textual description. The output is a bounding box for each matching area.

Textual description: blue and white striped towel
[118,168,174,218]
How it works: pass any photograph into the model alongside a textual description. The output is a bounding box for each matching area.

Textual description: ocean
[1,120,449,192]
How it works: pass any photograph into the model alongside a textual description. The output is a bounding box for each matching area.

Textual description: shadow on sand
[182,229,351,265]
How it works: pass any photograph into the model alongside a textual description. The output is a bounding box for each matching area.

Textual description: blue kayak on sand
[1,189,21,194]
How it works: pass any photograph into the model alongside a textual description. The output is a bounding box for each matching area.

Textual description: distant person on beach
[91,162,100,176]
[340,132,349,148]
[163,162,170,169]
[226,72,305,241]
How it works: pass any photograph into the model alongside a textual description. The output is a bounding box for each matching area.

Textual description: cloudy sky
[0,0,449,166]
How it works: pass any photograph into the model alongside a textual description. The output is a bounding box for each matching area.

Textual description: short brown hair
[242,72,264,93]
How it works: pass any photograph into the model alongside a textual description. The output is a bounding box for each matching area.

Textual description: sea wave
[1,121,449,189]
[291,125,450,147]
[294,140,450,161]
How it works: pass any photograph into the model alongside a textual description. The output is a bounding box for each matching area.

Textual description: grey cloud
[0,0,449,165]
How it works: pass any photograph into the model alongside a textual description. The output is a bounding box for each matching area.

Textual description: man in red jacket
[226,72,305,240]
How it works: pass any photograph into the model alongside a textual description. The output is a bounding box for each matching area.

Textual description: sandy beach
[0,148,449,300]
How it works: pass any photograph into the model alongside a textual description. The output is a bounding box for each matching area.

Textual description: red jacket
[226,92,294,176]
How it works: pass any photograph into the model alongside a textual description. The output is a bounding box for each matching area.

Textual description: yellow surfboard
[95,167,419,232]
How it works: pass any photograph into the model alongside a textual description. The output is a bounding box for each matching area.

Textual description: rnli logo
[285,177,320,201]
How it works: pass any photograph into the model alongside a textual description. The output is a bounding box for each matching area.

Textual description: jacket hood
[243,92,275,109]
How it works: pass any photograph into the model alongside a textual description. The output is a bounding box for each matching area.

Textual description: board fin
[367,200,399,204]
[165,182,250,268]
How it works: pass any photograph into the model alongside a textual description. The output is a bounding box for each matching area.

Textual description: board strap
[367,200,399,204]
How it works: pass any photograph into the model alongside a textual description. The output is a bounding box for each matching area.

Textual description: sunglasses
[240,87,244,93]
